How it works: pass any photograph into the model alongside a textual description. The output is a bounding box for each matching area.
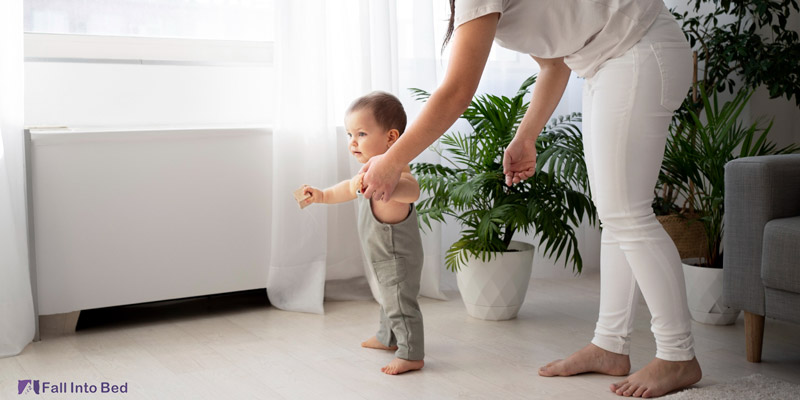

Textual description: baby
[297,91,425,375]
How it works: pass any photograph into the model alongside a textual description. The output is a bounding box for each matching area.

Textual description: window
[24,0,274,65]
[24,0,274,42]
[23,0,276,127]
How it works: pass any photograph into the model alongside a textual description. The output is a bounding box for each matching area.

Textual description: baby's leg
[362,307,398,350]
[379,279,424,375]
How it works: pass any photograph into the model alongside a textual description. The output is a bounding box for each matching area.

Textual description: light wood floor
[3,271,799,399]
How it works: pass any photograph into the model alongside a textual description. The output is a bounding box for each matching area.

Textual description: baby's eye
[359,132,367,137]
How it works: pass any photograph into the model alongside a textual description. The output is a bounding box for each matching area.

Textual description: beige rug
[665,374,799,399]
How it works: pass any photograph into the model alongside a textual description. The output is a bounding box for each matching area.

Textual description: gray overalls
[357,196,425,361]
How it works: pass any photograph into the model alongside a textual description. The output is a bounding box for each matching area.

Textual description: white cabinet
[29,126,271,315]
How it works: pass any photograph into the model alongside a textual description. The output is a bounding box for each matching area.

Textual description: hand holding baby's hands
[350,173,365,196]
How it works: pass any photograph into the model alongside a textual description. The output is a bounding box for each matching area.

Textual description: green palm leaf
[410,75,596,272]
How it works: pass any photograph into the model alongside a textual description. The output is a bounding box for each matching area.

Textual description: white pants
[584,7,695,361]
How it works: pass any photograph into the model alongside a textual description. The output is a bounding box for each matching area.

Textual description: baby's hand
[298,185,323,208]
[350,173,365,196]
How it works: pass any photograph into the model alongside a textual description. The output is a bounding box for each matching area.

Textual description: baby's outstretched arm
[299,174,363,207]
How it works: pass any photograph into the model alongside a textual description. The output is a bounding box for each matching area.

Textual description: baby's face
[344,108,394,163]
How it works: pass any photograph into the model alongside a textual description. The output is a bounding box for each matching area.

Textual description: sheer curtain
[1,0,35,358]
[267,0,446,313]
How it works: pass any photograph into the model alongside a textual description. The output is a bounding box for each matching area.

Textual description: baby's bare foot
[610,357,701,398]
[539,343,631,377]
[361,336,397,351]
[381,358,424,375]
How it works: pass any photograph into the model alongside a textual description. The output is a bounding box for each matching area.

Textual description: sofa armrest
[723,154,800,314]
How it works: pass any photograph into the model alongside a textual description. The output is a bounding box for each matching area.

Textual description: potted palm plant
[668,85,799,325]
[410,75,596,320]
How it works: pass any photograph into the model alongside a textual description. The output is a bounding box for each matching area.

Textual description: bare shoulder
[400,166,418,184]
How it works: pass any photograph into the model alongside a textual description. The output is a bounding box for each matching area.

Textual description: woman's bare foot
[610,357,702,398]
[361,336,397,351]
[539,343,631,377]
[381,358,424,375]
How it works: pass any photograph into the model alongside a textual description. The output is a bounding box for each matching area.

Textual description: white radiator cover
[29,126,272,315]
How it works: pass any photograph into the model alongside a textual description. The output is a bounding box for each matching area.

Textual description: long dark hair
[442,0,456,53]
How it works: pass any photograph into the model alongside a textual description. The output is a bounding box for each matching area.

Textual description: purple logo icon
[17,380,39,395]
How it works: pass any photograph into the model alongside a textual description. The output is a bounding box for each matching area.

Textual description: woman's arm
[517,56,571,143]
[502,56,571,186]
[360,13,499,202]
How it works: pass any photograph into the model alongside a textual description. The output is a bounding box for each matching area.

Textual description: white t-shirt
[454,0,664,78]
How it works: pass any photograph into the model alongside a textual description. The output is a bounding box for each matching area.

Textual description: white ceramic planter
[456,241,535,321]
[682,258,740,325]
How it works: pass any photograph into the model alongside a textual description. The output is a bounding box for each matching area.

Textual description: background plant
[410,75,596,272]
[665,85,800,268]
[656,0,800,216]
[675,0,800,106]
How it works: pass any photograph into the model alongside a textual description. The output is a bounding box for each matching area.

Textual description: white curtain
[1,0,36,357]
[268,0,446,313]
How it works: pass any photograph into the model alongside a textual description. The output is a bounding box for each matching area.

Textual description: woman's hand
[358,154,404,202]
[500,56,568,187]
[502,136,537,186]
[300,185,324,207]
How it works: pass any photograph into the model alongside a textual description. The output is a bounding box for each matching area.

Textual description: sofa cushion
[761,216,800,293]
[765,288,800,324]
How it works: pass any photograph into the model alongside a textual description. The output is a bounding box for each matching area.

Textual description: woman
[359,0,701,397]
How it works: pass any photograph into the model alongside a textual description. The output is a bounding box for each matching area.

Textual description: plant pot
[456,241,535,321]
[682,258,740,325]
[658,213,707,260]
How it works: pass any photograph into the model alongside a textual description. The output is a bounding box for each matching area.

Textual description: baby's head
[344,91,407,163]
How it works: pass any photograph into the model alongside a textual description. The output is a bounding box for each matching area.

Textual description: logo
[17,380,39,395]
[15,380,129,396]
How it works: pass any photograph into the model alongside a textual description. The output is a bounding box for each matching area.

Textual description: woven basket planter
[657,213,708,260]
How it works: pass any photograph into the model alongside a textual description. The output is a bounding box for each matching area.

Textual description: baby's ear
[387,129,400,146]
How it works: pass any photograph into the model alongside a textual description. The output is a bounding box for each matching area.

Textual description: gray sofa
[724,154,800,362]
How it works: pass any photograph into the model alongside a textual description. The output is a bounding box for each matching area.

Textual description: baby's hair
[346,91,407,135]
